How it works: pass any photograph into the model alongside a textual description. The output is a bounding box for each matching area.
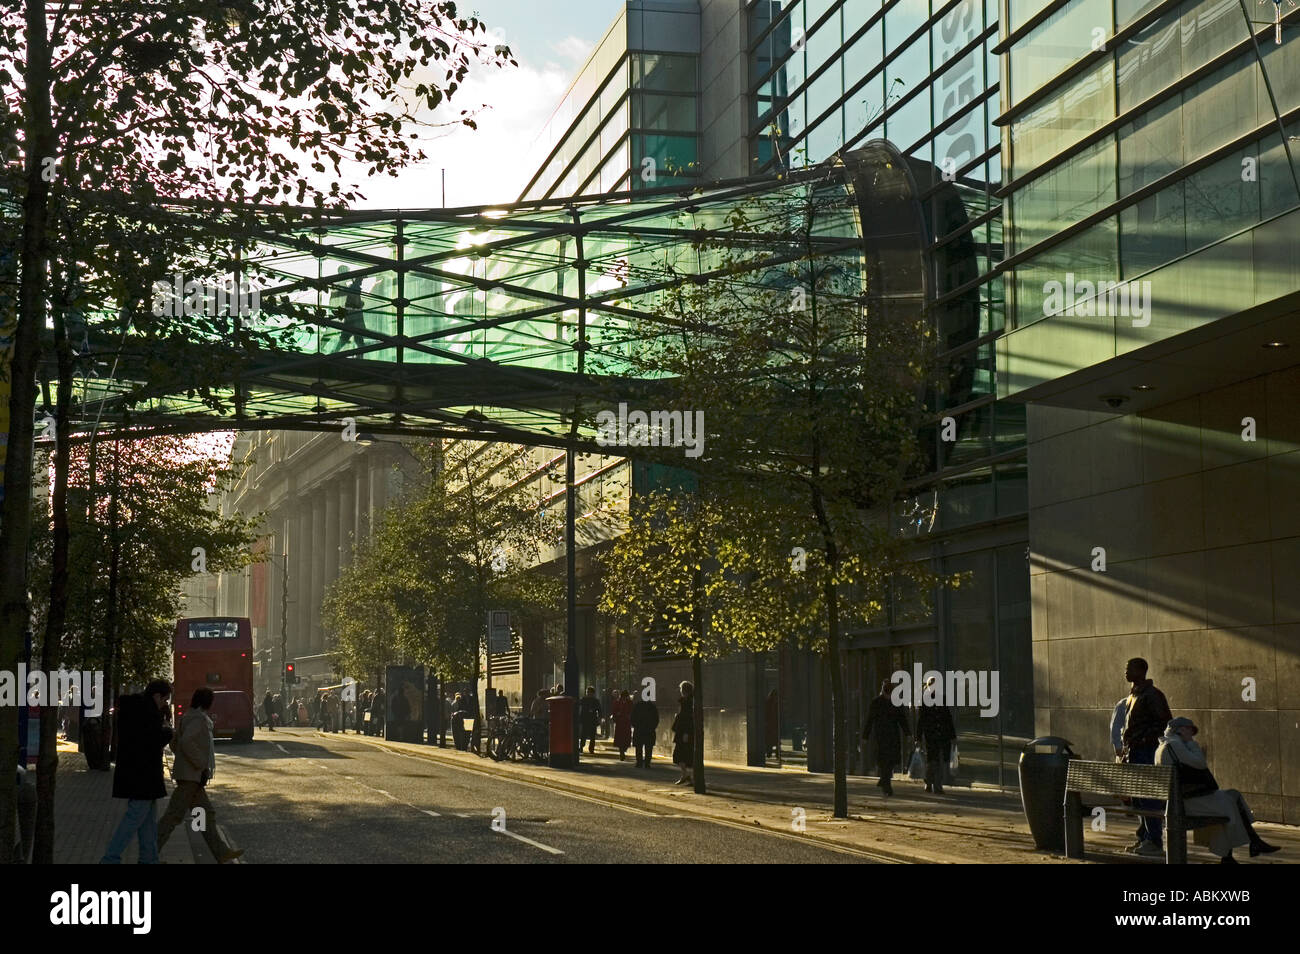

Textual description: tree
[599,488,747,794]
[323,441,561,706]
[606,160,951,817]
[1,0,512,860]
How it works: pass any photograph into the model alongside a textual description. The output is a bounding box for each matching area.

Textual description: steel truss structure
[44,146,921,450]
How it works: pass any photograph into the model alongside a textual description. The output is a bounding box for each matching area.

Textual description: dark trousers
[878,759,898,790]
[635,741,653,765]
[1128,743,1163,847]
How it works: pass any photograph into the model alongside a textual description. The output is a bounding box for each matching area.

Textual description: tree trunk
[99,442,122,768]
[33,269,74,863]
[692,654,706,794]
[810,480,848,818]
[0,0,55,862]
[823,579,847,818]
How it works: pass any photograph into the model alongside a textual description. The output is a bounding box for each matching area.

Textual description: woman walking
[611,689,633,761]
[671,681,695,785]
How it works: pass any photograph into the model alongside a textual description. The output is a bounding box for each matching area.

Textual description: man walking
[262,689,276,731]
[863,679,910,796]
[100,680,173,864]
[631,692,659,767]
[915,676,957,794]
[578,686,602,756]
[158,688,244,863]
[1122,657,1172,857]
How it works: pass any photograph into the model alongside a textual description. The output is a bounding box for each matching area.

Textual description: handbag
[907,745,925,779]
[948,742,960,774]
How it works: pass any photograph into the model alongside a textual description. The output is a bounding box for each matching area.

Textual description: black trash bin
[1018,736,1076,852]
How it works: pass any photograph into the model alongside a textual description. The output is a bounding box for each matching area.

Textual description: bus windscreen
[187,621,240,640]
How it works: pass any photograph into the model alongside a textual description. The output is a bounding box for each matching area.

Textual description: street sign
[488,610,511,654]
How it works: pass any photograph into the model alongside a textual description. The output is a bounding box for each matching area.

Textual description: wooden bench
[1064,760,1229,864]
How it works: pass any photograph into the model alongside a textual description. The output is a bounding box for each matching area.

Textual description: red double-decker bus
[173,617,256,742]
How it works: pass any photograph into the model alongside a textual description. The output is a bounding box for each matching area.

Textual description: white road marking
[422,809,441,817]
[369,744,659,816]
[274,744,289,754]
[455,812,471,818]
[497,828,564,855]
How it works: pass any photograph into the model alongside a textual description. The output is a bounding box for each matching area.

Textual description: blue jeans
[1128,744,1163,848]
[100,799,159,864]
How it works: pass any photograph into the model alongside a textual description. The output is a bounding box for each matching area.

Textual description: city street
[202,729,877,864]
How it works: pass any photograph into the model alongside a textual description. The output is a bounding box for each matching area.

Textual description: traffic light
[285,662,297,684]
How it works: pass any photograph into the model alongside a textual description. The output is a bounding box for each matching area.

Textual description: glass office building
[520,1,702,201]
[999,0,1300,822]
[738,0,1031,785]
[512,0,1300,807]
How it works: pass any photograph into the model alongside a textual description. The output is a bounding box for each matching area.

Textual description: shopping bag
[948,743,960,774]
[907,746,925,779]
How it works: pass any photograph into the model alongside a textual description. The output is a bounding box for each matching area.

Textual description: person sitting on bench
[1156,717,1279,864]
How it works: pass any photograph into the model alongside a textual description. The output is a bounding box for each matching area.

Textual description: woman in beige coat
[1155,717,1279,863]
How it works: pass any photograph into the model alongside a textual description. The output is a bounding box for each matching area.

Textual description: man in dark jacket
[915,676,957,795]
[577,686,602,755]
[1122,657,1173,856]
[262,690,276,731]
[100,680,173,863]
[863,679,910,796]
[631,694,660,767]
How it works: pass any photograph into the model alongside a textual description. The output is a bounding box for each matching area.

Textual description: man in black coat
[100,680,173,863]
[914,676,957,794]
[577,686,602,755]
[631,694,660,767]
[862,679,910,796]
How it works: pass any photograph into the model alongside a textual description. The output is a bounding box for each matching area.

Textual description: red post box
[548,694,576,768]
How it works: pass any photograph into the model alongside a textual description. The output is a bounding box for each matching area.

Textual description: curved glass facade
[749,0,1020,528]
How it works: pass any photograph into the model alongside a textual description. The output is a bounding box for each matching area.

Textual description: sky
[341,1,625,210]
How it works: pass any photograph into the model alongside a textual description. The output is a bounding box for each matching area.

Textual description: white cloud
[551,35,594,65]
[337,28,574,210]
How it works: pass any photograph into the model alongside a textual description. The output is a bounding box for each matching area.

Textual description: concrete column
[310,489,326,654]
[339,472,356,568]
[294,502,313,658]
[354,464,370,544]
[324,481,341,602]
[369,454,389,529]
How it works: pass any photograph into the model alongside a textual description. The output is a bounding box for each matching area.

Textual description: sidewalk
[49,743,196,864]
[331,730,1298,864]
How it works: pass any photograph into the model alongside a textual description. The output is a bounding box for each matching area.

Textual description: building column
[369,453,390,530]
[310,488,326,655]
[339,471,356,568]
[354,463,370,543]
[324,481,341,613]
[294,502,313,660]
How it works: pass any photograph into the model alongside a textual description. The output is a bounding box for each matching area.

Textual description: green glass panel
[1009,57,1113,177]
[1008,0,1110,107]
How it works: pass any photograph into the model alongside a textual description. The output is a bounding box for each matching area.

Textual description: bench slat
[1065,759,1172,800]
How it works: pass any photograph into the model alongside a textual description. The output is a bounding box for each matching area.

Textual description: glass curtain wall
[1004,0,1300,328]
[747,0,1028,785]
